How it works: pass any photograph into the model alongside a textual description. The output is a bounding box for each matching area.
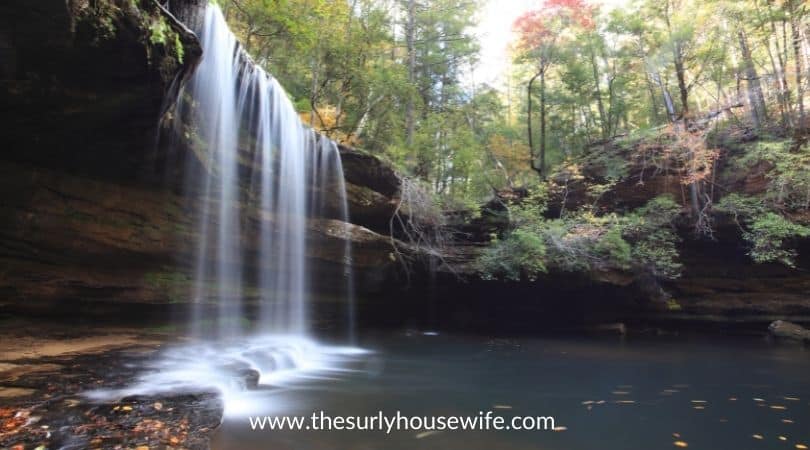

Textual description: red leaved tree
[514,0,595,178]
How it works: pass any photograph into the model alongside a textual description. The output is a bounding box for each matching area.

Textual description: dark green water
[213,333,810,450]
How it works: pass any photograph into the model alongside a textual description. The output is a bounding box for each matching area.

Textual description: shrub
[745,213,810,267]
[716,194,810,267]
[478,194,682,281]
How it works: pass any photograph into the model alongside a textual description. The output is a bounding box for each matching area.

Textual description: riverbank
[0,320,222,449]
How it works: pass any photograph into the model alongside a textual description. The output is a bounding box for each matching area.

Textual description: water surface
[213,333,810,450]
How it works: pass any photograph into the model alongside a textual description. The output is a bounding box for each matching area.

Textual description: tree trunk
[653,72,677,122]
[589,44,608,140]
[539,69,547,179]
[765,38,791,127]
[527,70,544,177]
[637,38,661,124]
[673,45,689,118]
[644,72,662,125]
[790,4,805,124]
[765,0,793,127]
[405,0,416,146]
[738,30,767,128]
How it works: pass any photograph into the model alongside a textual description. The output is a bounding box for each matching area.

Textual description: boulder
[768,320,810,342]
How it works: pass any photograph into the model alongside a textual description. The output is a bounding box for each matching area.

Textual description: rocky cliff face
[0,0,405,319]
[0,0,200,183]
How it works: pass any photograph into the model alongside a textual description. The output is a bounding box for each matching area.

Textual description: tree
[514,0,595,178]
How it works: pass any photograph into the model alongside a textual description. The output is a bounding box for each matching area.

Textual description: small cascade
[309,138,357,343]
[92,4,363,415]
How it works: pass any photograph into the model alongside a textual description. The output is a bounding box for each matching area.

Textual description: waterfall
[88,4,365,416]
[174,5,355,339]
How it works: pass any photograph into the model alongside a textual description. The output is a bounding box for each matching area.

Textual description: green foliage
[735,139,810,211]
[479,194,682,281]
[219,0,521,207]
[149,16,169,45]
[746,213,810,267]
[717,194,810,267]
[77,0,120,43]
[147,14,184,64]
[174,33,185,64]
[479,229,548,281]
[715,193,766,224]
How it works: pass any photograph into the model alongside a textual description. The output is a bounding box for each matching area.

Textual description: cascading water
[183,5,338,337]
[89,4,365,416]
[174,4,357,338]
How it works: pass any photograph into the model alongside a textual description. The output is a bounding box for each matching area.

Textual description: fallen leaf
[415,430,441,439]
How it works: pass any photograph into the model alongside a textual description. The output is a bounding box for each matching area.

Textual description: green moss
[149,16,169,46]
[174,33,185,64]
[76,0,121,43]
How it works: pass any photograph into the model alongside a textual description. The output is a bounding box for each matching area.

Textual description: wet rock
[338,145,401,198]
[768,320,810,342]
[238,369,260,390]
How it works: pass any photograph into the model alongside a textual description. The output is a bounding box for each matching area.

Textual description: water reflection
[213,333,810,450]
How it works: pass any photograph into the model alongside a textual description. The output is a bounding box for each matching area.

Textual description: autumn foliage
[513,0,596,51]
